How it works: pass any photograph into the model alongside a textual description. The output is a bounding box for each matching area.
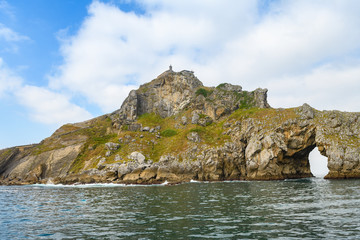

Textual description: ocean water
[1,178,359,239]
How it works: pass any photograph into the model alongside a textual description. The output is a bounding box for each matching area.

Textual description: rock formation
[0,67,359,185]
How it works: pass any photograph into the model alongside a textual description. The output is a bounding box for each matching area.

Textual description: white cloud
[0,57,22,97]
[0,58,91,125]
[0,0,15,20]
[49,1,257,112]
[49,0,360,114]
[200,1,360,87]
[15,85,92,125]
[268,63,360,111]
[0,20,89,127]
[0,23,28,42]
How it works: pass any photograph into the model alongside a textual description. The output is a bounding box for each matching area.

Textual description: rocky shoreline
[1,68,359,185]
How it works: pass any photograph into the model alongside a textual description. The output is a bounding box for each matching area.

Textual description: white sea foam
[30,182,170,188]
[190,179,200,183]
[160,180,169,185]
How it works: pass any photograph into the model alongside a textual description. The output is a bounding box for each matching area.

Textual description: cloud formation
[49,0,360,114]
[2,0,360,127]
[0,23,28,42]
[0,2,92,126]
[15,85,92,124]
[0,58,92,125]
[0,58,22,97]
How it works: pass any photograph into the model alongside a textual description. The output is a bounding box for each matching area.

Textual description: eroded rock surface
[0,68,359,185]
[112,67,269,124]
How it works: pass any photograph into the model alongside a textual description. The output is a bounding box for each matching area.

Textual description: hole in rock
[309,147,329,178]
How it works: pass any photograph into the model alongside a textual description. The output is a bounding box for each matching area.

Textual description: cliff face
[112,69,269,124]
[0,68,359,185]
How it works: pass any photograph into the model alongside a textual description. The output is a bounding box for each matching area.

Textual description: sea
[1,178,359,239]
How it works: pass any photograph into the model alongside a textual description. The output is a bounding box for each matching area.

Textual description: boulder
[217,83,242,92]
[128,123,142,131]
[129,152,146,164]
[299,103,315,119]
[192,112,200,124]
[142,127,150,131]
[181,116,187,125]
[105,142,120,151]
[187,132,201,143]
[198,116,213,127]
[114,154,122,161]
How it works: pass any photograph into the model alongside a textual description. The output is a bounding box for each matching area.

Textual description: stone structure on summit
[0,68,359,185]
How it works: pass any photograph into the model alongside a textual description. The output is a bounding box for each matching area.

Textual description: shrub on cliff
[195,88,210,98]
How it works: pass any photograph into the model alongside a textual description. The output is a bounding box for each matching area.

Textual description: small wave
[30,182,173,188]
[161,180,169,185]
[31,183,127,188]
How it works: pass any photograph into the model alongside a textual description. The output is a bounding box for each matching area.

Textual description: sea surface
[1,178,359,239]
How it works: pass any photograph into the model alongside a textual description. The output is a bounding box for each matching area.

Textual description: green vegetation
[112,109,233,162]
[189,128,203,133]
[228,107,260,120]
[138,113,163,126]
[215,84,255,109]
[323,133,360,148]
[68,116,117,173]
[0,148,15,160]
[32,100,305,174]
[198,113,207,119]
[139,87,149,93]
[228,107,299,131]
[195,88,210,98]
[160,129,177,137]
[238,91,254,109]
[33,142,65,155]
[216,83,226,89]
[60,124,81,132]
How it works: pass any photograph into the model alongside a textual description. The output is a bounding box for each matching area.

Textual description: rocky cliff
[0,68,359,185]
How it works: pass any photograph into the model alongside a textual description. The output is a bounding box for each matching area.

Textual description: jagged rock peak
[155,65,203,89]
[115,66,270,124]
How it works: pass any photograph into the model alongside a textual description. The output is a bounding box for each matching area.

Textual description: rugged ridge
[0,68,359,185]
[111,68,269,124]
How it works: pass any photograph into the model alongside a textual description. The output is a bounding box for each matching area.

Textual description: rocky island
[1,67,359,185]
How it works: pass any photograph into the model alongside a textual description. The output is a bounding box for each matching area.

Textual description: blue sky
[1,0,360,176]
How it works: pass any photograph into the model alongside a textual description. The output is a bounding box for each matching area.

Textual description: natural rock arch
[226,104,360,180]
